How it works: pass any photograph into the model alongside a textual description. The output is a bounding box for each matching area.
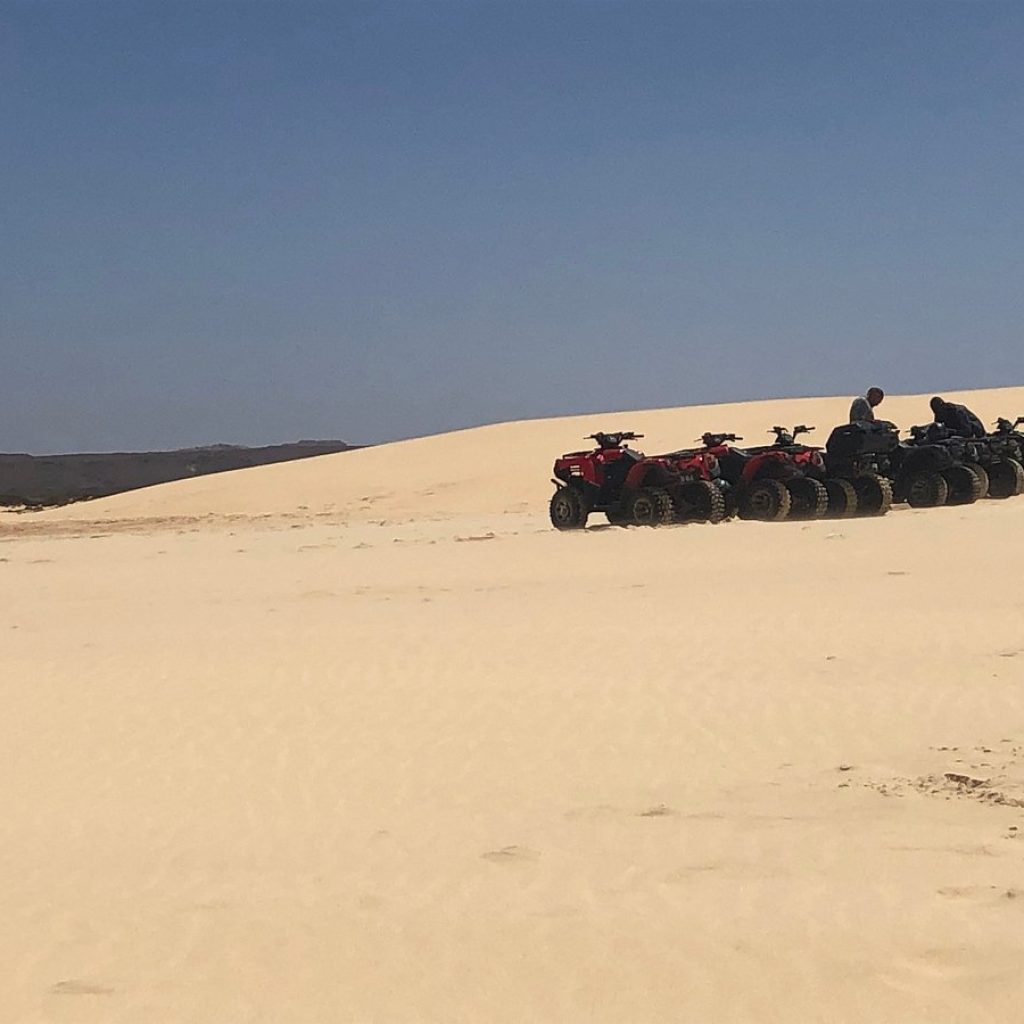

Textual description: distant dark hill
[0,440,359,508]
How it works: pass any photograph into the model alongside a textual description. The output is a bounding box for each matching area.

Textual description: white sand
[3,388,1024,1022]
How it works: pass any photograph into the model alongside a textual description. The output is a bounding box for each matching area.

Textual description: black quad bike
[992,417,1024,461]
[979,418,1024,498]
[894,424,986,507]
[823,420,897,516]
[824,420,981,509]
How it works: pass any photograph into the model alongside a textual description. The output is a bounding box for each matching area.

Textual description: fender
[791,449,825,472]
[625,459,675,491]
[741,450,792,483]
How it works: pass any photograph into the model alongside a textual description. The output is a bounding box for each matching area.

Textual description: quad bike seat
[826,421,899,457]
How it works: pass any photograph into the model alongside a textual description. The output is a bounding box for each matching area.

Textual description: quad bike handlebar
[587,431,643,448]
[698,432,741,446]
[994,416,1024,433]
[770,424,814,446]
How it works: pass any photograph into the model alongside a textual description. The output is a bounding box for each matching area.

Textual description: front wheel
[964,462,990,498]
[549,487,589,530]
[676,480,728,523]
[943,465,985,506]
[738,479,791,521]
[987,458,1024,499]
[824,478,858,518]
[905,471,949,508]
[624,487,674,526]
[851,473,893,516]
[786,478,828,520]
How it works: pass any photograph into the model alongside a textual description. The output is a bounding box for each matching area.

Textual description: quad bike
[824,420,980,509]
[549,431,648,529]
[689,430,826,522]
[893,424,986,507]
[758,425,852,519]
[548,431,729,529]
[649,445,731,524]
[823,420,898,516]
[992,416,1024,461]
[980,418,1024,498]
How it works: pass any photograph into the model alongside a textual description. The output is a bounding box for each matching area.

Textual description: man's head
[866,387,884,407]
[930,396,947,416]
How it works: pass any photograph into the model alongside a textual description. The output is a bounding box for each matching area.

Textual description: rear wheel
[786,477,829,520]
[987,458,1024,498]
[625,487,674,526]
[851,473,893,516]
[965,462,990,498]
[738,479,791,521]
[905,471,949,508]
[549,487,589,530]
[676,480,728,524]
[943,465,985,506]
[824,479,858,518]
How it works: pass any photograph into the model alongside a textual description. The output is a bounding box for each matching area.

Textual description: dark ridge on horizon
[0,440,361,509]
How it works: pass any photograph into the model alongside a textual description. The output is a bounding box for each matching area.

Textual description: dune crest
[35,386,1024,525]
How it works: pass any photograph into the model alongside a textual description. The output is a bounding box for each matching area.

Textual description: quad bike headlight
[811,452,824,468]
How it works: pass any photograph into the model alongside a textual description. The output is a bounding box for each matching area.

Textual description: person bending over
[929,396,985,438]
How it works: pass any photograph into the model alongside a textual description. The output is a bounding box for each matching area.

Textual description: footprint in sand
[638,804,675,818]
[481,845,539,863]
[564,803,677,821]
[50,980,114,996]
[939,885,1024,902]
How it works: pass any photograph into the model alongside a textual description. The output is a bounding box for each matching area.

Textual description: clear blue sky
[2,1,1022,452]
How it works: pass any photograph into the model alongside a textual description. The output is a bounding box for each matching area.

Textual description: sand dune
[35,386,1024,525]
[3,388,1024,1023]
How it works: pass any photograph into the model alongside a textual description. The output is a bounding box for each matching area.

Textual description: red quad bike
[548,431,729,530]
[691,429,827,522]
[550,431,651,530]
[649,445,730,524]
[763,424,863,519]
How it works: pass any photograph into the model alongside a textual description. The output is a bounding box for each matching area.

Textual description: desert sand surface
[3,387,1024,1023]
